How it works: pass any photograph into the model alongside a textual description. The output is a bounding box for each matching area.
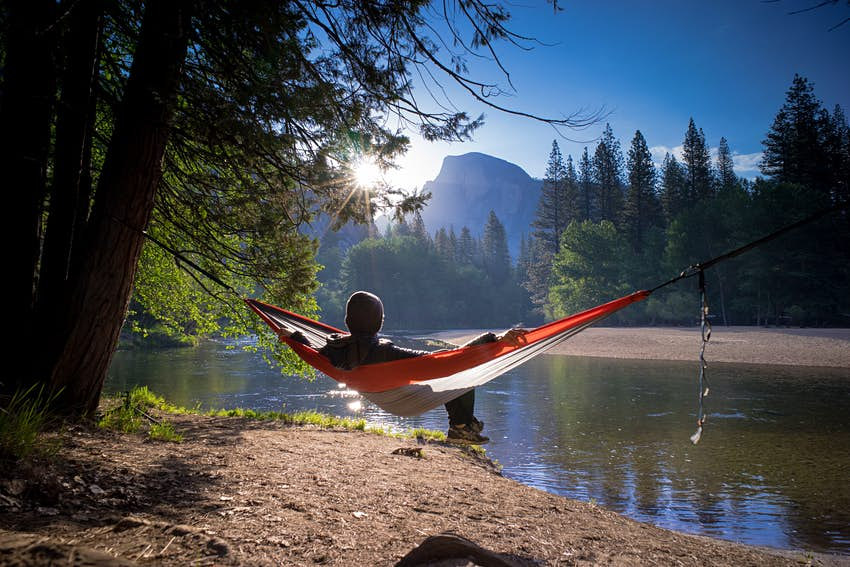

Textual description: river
[105,337,850,556]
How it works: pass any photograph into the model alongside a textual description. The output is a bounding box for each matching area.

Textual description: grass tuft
[98,386,182,442]
[0,384,60,464]
[203,407,368,430]
[100,387,454,446]
[149,421,183,442]
[289,410,366,430]
[98,391,143,433]
[410,427,446,442]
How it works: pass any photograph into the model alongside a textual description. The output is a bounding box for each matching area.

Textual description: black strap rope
[648,200,848,295]
[689,269,711,445]
[647,200,847,444]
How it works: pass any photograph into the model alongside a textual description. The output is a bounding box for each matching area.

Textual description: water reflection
[106,341,850,555]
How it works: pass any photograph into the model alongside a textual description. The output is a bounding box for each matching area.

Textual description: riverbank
[433,326,850,368]
[2,412,846,566]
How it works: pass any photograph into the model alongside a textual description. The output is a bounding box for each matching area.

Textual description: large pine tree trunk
[44,0,192,416]
[0,0,58,398]
[36,0,104,335]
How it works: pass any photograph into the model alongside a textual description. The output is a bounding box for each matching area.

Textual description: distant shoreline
[428,326,850,369]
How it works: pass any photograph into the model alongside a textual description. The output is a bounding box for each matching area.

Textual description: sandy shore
[433,326,850,368]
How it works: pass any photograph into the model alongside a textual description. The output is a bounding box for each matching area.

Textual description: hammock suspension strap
[690,269,711,445]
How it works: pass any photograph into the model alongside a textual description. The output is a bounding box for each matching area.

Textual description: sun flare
[352,156,383,188]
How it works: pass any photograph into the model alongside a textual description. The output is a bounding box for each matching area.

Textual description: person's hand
[278,329,309,345]
[497,328,528,346]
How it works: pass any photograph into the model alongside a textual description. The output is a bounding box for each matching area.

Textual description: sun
[352,155,383,188]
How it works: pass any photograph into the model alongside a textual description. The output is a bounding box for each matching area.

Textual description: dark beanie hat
[345,291,384,335]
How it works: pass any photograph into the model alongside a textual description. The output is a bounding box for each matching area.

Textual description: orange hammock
[246,290,649,416]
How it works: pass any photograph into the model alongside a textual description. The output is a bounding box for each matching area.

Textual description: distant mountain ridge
[419,152,541,257]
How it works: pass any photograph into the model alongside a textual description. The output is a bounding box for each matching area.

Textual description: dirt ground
[3,414,847,567]
[2,327,849,566]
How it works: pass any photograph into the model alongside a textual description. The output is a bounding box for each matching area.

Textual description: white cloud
[650,145,684,165]
[649,145,762,178]
[732,152,762,173]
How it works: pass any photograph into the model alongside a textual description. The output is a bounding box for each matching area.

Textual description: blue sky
[385,1,850,190]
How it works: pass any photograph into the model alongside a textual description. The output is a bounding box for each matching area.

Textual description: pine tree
[521,235,552,315]
[825,105,850,206]
[682,118,713,203]
[716,136,738,194]
[660,153,686,222]
[410,211,431,246]
[528,141,580,310]
[458,226,476,265]
[532,140,571,256]
[391,217,412,238]
[578,147,594,221]
[592,124,624,223]
[448,227,459,262]
[517,234,530,276]
[623,130,660,252]
[565,153,579,217]
[761,75,833,202]
[482,210,511,282]
[434,227,452,258]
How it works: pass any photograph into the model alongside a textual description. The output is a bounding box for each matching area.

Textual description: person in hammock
[279,290,526,445]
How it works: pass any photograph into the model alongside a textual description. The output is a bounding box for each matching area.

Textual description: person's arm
[277,327,311,347]
[462,328,528,347]
[498,328,528,346]
[462,332,497,347]
[378,342,431,361]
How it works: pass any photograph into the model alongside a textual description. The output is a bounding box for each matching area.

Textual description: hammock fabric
[246,290,649,416]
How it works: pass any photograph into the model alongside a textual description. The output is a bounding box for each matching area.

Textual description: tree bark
[37,0,104,329]
[45,0,192,416]
[0,0,58,397]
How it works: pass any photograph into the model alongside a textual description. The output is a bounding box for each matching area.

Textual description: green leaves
[549,220,628,319]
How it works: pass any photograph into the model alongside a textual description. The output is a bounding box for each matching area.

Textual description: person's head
[345,291,384,336]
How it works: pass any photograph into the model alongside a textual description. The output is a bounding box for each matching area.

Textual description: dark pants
[445,389,475,427]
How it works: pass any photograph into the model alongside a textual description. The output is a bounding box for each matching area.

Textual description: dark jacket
[319,334,429,370]
[291,330,497,371]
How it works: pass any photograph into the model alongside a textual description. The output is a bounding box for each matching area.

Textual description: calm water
[106,338,850,555]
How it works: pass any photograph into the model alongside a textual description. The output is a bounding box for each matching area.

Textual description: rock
[395,533,538,567]
[392,447,425,458]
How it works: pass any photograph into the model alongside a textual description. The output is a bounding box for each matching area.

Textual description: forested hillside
[314,75,849,330]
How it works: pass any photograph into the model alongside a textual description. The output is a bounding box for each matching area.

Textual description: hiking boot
[446,424,489,445]
[470,417,484,434]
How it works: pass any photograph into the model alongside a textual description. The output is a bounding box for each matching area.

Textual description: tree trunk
[38,0,103,310]
[0,0,58,398]
[45,0,192,416]
[36,0,104,376]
